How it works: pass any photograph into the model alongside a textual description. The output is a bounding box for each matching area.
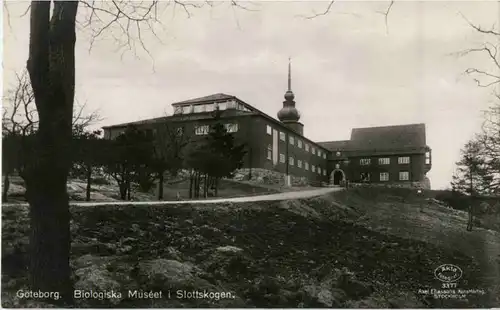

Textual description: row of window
[360,171,410,182]
[268,147,326,176]
[174,100,251,115]
[266,125,327,159]
[360,156,411,166]
[194,123,239,135]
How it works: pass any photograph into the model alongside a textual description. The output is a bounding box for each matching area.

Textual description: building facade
[102,60,432,187]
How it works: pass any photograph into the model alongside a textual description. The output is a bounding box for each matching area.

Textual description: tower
[277,57,304,135]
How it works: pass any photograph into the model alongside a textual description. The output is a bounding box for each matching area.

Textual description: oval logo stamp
[434,264,463,283]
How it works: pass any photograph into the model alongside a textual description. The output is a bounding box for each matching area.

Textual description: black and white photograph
[1,0,500,308]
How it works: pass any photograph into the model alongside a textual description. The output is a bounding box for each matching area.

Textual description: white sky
[3,1,500,189]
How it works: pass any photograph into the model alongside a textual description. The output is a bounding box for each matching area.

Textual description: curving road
[1,187,344,207]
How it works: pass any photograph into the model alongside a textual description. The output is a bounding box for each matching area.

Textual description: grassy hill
[2,175,286,203]
[2,187,499,308]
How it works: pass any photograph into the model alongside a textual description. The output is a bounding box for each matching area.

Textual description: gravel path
[1,187,343,207]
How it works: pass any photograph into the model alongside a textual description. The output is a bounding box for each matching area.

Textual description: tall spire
[288,57,292,91]
[278,56,300,123]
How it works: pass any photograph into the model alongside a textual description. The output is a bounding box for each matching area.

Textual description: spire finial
[288,57,292,91]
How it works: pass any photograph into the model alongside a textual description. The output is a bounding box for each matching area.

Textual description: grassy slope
[333,187,500,306]
[2,188,499,308]
[3,176,281,203]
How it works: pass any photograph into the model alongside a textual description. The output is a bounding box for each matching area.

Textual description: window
[399,171,409,181]
[312,148,316,155]
[361,173,371,182]
[266,125,272,135]
[297,160,302,168]
[305,162,309,170]
[380,172,389,182]
[217,101,227,110]
[279,153,285,163]
[378,158,390,165]
[323,153,327,159]
[336,151,341,157]
[289,156,294,166]
[227,100,237,109]
[425,151,431,165]
[195,125,209,135]
[323,170,326,176]
[267,145,272,160]
[289,136,294,145]
[182,105,192,114]
[318,150,322,157]
[360,158,371,165]
[205,103,215,112]
[312,165,316,172]
[305,144,310,152]
[174,106,183,114]
[298,140,303,148]
[398,156,410,164]
[193,104,205,113]
[280,132,286,141]
[318,167,322,174]
[225,123,239,133]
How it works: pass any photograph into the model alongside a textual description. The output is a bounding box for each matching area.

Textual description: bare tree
[1,69,101,203]
[22,1,226,302]
[457,16,500,194]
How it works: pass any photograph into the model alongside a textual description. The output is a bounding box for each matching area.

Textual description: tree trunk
[194,172,199,198]
[127,176,131,200]
[189,170,194,199]
[119,182,127,200]
[25,1,79,305]
[157,171,164,200]
[204,174,208,198]
[214,177,219,197]
[2,173,10,202]
[85,163,92,201]
[196,172,201,198]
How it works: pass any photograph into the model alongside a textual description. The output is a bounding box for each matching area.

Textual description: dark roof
[317,123,428,155]
[317,140,351,151]
[101,94,330,153]
[350,123,426,149]
[101,116,170,129]
[172,93,236,106]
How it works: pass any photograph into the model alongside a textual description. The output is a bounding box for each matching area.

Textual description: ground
[2,175,316,204]
[1,187,499,308]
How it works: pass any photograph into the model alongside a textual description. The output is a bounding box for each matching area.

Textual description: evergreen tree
[103,126,155,200]
[451,138,493,196]
[151,123,190,200]
[71,129,105,201]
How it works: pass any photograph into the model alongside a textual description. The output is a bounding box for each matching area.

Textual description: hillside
[2,187,499,308]
[2,175,287,203]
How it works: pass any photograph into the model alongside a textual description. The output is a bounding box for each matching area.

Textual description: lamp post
[417,189,423,212]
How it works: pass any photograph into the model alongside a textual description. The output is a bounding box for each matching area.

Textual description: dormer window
[227,100,237,109]
[193,104,205,113]
[182,105,192,114]
[217,101,227,110]
[174,106,182,114]
[206,103,215,112]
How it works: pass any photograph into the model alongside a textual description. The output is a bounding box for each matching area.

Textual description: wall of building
[255,117,329,184]
[328,153,428,184]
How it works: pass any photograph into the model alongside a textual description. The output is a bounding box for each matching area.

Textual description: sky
[3,0,500,190]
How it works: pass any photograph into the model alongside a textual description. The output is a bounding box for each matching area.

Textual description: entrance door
[333,170,343,185]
